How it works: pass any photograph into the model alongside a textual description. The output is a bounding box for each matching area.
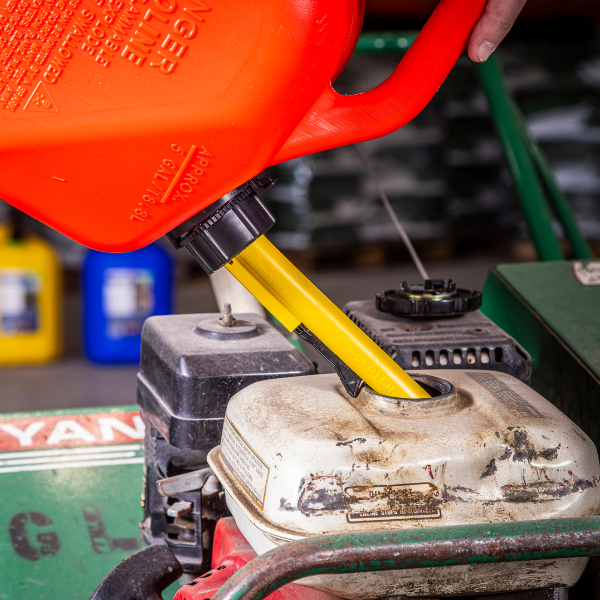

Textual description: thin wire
[354,144,430,281]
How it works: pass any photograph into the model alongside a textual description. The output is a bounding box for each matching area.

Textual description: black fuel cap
[376,279,482,317]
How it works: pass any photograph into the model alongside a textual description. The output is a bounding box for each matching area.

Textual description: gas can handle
[272,0,487,164]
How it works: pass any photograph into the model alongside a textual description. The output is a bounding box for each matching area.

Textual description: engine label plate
[345,483,442,523]
[220,415,270,510]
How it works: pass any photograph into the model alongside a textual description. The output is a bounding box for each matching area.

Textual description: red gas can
[0,0,485,251]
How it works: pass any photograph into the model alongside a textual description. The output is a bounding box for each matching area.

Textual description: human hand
[468,0,527,62]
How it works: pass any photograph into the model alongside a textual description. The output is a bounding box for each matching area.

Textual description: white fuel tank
[208,371,600,598]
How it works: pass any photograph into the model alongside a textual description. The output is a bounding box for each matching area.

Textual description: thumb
[468,0,527,63]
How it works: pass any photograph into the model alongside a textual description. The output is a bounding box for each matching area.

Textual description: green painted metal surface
[485,261,600,380]
[477,55,593,261]
[477,56,564,261]
[514,117,594,260]
[0,404,180,599]
[483,261,600,449]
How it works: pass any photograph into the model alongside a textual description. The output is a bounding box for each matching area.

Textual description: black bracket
[295,324,364,398]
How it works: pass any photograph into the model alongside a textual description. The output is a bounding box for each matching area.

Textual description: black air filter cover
[137,313,315,450]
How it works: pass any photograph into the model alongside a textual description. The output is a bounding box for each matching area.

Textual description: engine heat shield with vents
[344,301,532,383]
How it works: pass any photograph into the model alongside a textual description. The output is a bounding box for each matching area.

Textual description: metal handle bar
[212,516,600,600]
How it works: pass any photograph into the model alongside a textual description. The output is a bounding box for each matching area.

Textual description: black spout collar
[167,178,276,274]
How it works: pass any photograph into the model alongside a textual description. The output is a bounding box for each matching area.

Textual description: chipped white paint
[208,370,600,598]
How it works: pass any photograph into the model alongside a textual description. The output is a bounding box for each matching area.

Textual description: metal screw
[219,303,236,328]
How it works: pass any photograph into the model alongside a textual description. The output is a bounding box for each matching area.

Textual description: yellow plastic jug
[0,222,62,365]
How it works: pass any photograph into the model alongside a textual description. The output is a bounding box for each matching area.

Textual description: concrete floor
[0,250,512,413]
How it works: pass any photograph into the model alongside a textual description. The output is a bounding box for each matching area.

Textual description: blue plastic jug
[83,244,173,364]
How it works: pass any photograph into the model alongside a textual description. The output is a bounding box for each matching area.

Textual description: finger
[468,0,527,62]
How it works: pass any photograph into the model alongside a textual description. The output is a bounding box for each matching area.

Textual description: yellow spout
[225,236,430,399]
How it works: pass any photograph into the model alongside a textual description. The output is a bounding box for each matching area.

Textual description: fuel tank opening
[358,373,461,415]
[365,373,452,400]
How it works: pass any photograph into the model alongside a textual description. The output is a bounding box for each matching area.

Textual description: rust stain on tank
[422,462,447,482]
[336,438,367,447]
[496,428,561,463]
[502,478,597,503]
[297,475,348,516]
[481,459,498,478]
[480,429,563,480]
